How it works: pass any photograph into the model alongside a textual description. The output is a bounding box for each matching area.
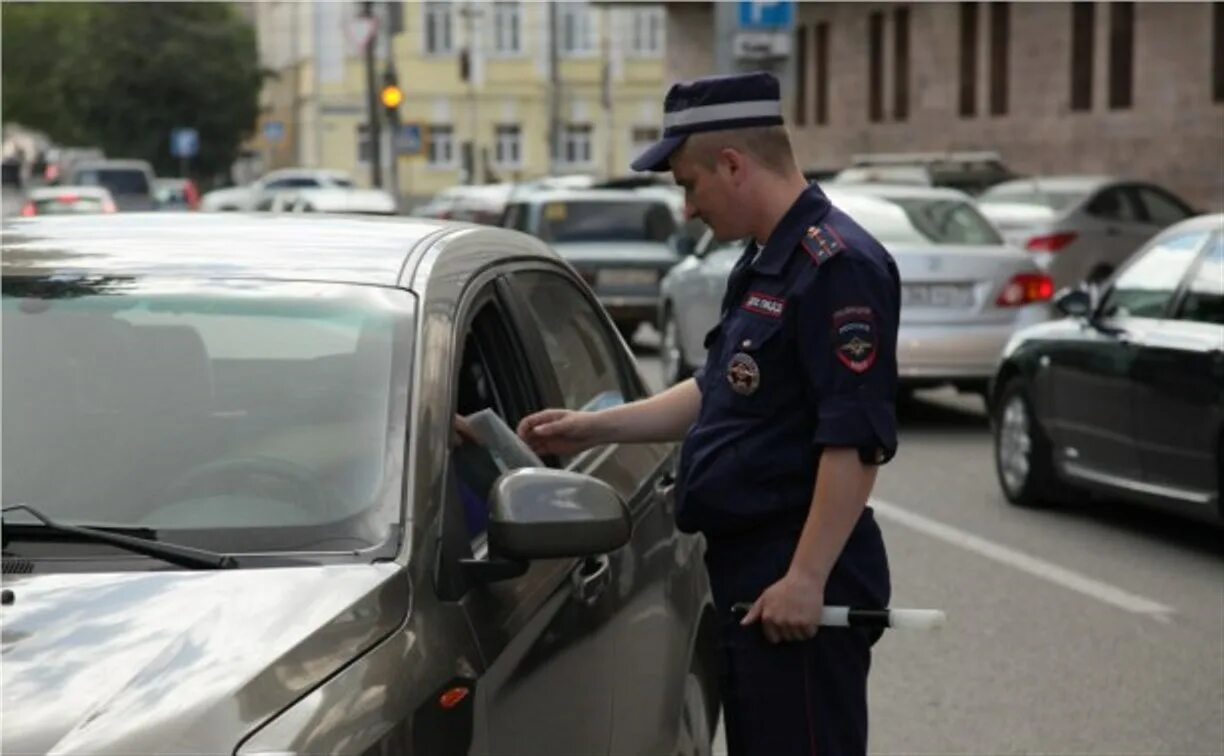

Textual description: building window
[989,2,1010,116]
[630,8,664,56]
[492,2,521,55]
[794,25,808,126]
[560,3,593,55]
[1215,3,1224,102]
[893,7,910,121]
[562,124,593,165]
[868,12,884,123]
[428,124,455,167]
[494,124,521,167]
[1070,2,1094,111]
[959,2,978,117]
[631,126,659,158]
[1109,2,1134,109]
[424,1,453,55]
[815,22,830,125]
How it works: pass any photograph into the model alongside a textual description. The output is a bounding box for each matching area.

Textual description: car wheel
[674,668,714,756]
[993,378,1064,508]
[660,309,693,386]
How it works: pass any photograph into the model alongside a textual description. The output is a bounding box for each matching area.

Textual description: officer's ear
[716,147,748,184]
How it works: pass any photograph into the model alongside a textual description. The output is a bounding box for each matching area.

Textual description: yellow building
[253,2,668,206]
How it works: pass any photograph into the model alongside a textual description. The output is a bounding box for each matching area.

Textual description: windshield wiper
[1,503,237,570]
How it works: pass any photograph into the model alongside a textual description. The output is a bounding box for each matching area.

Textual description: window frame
[493,123,522,168]
[628,7,664,58]
[559,2,595,57]
[1171,233,1224,325]
[560,123,594,167]
[427,124,456,168]
[422,1,454,56]
[491,1,523,56]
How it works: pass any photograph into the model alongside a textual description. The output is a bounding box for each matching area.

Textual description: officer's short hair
[674,125,797,176]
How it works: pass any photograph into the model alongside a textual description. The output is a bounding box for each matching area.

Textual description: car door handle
[571,554,611,605]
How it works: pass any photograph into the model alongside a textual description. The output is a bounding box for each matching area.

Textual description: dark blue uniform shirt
[676,183,900,538]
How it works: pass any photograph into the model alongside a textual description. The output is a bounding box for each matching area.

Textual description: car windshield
[73,168,150,196]
[979,186,1087,211]
[2,277,412,558]
[539,200,677,243]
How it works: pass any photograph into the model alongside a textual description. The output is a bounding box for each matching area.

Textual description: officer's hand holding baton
[732,602,946,632]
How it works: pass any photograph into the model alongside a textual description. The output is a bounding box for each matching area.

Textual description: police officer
[518,71,899,756]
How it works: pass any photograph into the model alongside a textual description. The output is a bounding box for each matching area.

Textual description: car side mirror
[461,468,631,583]
[1055,286,1093,318]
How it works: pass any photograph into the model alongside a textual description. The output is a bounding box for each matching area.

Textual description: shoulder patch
[801,223,846,266]
[832,305,878,373]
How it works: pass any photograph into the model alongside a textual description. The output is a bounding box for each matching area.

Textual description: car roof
[1158,213,1224,236]
[1,213,553,288]
[985,175,1116,193]
[509,188,669,204]
[825,183,975,202]
[68,159,154,172]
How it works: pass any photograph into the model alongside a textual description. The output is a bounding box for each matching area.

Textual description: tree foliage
[2,2,265,181]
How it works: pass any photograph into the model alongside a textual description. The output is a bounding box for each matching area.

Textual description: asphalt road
[628,328,1223,755]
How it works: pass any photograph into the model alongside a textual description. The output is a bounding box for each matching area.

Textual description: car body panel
[1,565,406,754]
[65,159,157,212]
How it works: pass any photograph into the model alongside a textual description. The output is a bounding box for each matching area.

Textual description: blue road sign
[738,0,793,29]
[170,128,199,158]
[395,123,424,156]
[263,120,285,144]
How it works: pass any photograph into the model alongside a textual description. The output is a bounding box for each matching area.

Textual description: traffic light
[380,81,403,111]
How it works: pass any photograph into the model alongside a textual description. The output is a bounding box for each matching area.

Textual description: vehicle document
[461,408,544,472]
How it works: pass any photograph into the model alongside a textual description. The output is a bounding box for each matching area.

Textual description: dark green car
[989,214,1223,521]
[1,213,719,754]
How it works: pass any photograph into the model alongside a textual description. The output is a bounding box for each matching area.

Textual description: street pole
[601,6,614,180]
[362,0,382,188]
[548,0,561,176]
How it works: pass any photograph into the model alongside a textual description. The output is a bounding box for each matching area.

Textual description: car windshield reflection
[1,277,412,560]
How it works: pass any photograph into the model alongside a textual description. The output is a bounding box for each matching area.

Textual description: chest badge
[727,352,761,395]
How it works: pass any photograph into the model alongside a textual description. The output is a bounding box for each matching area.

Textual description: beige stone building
[250,1,669,204]
[665,2,1224,210]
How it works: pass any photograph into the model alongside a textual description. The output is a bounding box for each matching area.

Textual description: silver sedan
[659,185,1055,398]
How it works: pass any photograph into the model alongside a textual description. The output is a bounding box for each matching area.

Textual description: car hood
[1,563,407,754]
[550,241,679,267]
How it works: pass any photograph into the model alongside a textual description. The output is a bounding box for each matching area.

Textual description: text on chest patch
[742,291,786,317]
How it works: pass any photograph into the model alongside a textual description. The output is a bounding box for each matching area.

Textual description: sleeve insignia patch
[832,305,878,373]
[801,223,846,266]
[741,291,785,318]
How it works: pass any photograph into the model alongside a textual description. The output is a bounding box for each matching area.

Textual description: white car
[659,185,1055,398]
[20,185,117,216]
[265,187,397,215]
[411,183,515,224]
[200,169,356,212]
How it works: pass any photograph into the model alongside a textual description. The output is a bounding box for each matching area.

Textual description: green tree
[2,2,265,182]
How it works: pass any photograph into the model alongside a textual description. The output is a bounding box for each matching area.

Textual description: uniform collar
[750,182,832,276]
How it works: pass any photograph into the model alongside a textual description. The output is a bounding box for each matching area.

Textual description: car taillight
[996,273,1054,307]
[102,198,117,213]
[19,202,36,217]
[56,193,79,203]
[1024,232,1077,252]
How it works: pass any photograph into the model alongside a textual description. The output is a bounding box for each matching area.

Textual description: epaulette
[800,223,846,267]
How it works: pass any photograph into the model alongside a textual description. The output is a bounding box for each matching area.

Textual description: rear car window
[73,168,150,196]
[538,200,676,243]
[979,188,1086,212]
[885,198,1003,245]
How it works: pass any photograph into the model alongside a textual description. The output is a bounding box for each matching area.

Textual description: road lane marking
[871,499,1175,622]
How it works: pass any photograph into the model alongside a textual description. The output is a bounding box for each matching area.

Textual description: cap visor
[630,135,686,173]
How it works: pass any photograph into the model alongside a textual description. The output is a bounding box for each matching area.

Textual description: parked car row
[6,151,204,217]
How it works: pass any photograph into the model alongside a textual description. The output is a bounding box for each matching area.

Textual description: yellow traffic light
[380,84,403,109]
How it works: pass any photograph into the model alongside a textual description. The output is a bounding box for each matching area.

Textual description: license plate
[902,283,974,309]
[597,268,656,287]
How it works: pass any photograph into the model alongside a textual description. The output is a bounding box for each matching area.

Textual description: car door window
[1136,187,1192,227]
[1176,236,1224,325]
[1086,188,1140,223]
[514,270,634,414]
[1100,230,1211,319]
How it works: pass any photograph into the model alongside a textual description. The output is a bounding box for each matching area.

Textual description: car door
[504,267,706,755]
[440,282,617,756]
[1076,186,1154,280]
[1129,232,1223,507]
[1048,229,1206,487]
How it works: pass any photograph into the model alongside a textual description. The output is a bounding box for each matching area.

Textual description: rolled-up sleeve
[797,255,899,464]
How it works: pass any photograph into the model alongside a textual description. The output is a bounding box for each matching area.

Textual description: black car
[989,214,1223,521]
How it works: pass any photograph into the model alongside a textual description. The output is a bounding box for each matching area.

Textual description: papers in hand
[461,409,544,472]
